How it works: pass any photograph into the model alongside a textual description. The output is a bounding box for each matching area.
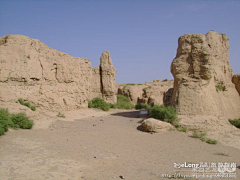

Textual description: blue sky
[0,0,239,83]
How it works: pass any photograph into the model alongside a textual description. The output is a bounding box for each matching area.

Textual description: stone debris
[141,118,173,133]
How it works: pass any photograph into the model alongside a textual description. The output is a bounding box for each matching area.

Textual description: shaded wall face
[171,31,240,118]
[89,51,117,104]
[232,75,240,95]
[90,67,103,100]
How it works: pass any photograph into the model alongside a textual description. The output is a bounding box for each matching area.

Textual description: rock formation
[232,75,240,95]
[118,81,173,106]
[0,35,117,111]
[100,51,117,104]
[171,30,240,119]
[141,118,173,133]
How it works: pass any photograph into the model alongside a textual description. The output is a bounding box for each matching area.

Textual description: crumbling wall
[0,35,117,111]
[170,31,240,119]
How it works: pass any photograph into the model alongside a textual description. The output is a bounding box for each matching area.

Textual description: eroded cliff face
[117,81,173,106]
[232,75,240,95]
[171,31,240,119]
[0,35,117,111]
[100,51,117,104]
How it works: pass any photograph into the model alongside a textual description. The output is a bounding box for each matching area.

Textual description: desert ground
[0,108,239,180]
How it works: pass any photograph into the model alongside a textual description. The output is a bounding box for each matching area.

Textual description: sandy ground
[0,108,240,180]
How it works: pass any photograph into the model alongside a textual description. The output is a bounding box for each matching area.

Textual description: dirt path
[0,109,239,180]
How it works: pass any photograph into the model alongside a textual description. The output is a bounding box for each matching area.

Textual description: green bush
[108,103,117,109]
[143,86,152,91]
[30,106,36,111]
[206,139,217,145]
[89,96,134,111]
[126,83,135,86]
[149,105,178,124]
[18,98,24,105]
[193,131,207,141]
[135,103,151,110]
[177,126,188,133]
[10,113,34,129]
[88,97,110,111]
[115,95,134,109]
[0,109,12,135]
[0,108,34,136]
[216,84,226,91]
[0,127,5,136]
[57,112,66,118]
[18,98,36,111]
[229,119,240,128]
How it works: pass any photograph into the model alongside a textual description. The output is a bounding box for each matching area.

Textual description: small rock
[141,118,173,133]
[119,175,125,179]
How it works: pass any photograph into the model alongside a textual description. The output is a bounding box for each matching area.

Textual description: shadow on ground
[111,110,142,118]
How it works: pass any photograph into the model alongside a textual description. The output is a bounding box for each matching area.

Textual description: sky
[0,0,239,83]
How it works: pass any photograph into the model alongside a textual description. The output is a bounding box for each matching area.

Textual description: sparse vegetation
[214,152,229,156]
[177,126,188,133]
[57,112,66,118]
[88,97,110,111]
[0,108,34,136]
[114,95,134,109]
[30,106,36,111]
[192,131,217,145]
[0,109,12,136]
[126,83,135,86]
[18,98,36,111]
[10,113,34,129]
[88,95,134,111]
[206,139,218,145]
[193,131,207,141]
[149,105,178,124]
[216,84,226,91]
[143,86,152,91]
[135,103,151,110]
[229,119,240,128]
[136,103,186,131]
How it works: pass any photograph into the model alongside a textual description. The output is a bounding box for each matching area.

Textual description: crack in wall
[38,58,44,80]
[99,66,104,98]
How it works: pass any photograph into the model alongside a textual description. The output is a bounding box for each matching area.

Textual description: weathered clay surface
[118,81,173,106]
[171,31,240,119]
[232,75,240,95]
[0,35,117,111]
[141,118,173,133]
[100,51,117,104]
